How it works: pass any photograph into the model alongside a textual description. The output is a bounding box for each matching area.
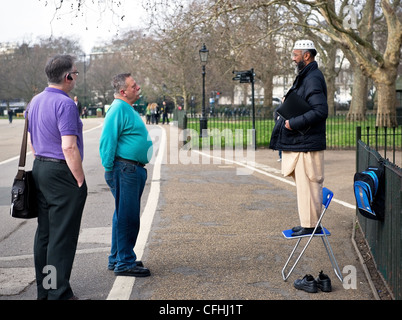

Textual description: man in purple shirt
[28,54,87,300]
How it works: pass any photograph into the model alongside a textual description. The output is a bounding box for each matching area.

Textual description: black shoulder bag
[10,113,38,219]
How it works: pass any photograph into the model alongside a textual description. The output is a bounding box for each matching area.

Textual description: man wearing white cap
[270,40,328,237]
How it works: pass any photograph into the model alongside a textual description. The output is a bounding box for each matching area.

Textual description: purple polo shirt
[28,87,84,161]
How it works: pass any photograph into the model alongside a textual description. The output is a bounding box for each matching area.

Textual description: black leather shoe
[115,266,151,277]
[316,270,332,292]
[108,260,144,270]
[291,226,302,232]
[291,226,321,237]
[294,274,318,293]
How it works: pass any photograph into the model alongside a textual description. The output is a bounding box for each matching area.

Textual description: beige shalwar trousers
[282,151,324,228]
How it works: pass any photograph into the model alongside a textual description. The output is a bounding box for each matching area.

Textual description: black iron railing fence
[357,126,402,165]
[181,112,401,165]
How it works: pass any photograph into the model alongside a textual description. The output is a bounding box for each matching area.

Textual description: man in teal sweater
[100,73,153,277]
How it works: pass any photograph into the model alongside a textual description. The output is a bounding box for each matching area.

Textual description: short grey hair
[45,54,76,84]
[112,73,132,94]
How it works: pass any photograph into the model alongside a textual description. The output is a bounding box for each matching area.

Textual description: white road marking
[0,153,32,166]
[0,123,103,166]
[193,150,356,210]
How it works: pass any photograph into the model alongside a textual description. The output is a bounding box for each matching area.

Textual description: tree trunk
[375,80,398,127]
[323,43,337,116]
[314,0,401,126]
[231,88,235,108]
[326,74,336,116]
[182,85,188,110]
[263,75,273,109]
[347,64,368,121]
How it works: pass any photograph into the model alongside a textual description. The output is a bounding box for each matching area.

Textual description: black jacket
[269,61,328,152]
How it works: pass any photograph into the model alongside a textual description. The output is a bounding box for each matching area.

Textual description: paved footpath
[0,118,377,304]
[131,123,375,300]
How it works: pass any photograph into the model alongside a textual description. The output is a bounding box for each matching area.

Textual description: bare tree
[176,0,289,110]
[299,0,402,127]
[0,37,83,103]
[140,1,208,110]
[27,0,402,125]
[150,0,401,126]
[86,52,129,106]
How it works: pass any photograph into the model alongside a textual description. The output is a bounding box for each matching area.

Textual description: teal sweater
[100,99,153,171]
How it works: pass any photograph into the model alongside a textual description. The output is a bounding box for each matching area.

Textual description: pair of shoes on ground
[109,260,151,277]
[294,271,332,293]
[291,225,322,237]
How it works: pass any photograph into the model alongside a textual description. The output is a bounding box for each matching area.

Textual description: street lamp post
[199,43,209,137]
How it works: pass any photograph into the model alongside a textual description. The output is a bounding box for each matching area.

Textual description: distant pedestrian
[162,101,169,124]
[28,54,87,300]
[155,103,160,124]
[100,73,153,277]
[145,103,151,124]
[82,106,88,118]
[150,102,157,124]
[74,96,82,116]
[7,108,13,124]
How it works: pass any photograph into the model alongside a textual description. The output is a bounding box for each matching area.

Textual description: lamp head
[199,43,209,65]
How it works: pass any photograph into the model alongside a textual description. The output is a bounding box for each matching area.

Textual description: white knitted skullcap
[293,40,316,50]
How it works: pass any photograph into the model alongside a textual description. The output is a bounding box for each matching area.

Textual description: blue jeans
[105,160,147,272]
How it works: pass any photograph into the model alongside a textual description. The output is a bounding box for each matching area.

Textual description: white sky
[0,0,149,53]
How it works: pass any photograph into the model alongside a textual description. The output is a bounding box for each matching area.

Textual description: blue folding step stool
[281,187,343,282]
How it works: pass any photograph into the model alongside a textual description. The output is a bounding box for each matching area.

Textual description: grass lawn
[185,115,401,149]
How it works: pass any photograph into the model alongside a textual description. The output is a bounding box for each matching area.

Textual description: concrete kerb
[350,221,380,300]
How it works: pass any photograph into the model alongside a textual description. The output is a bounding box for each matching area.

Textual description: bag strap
[15,111,29,180]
